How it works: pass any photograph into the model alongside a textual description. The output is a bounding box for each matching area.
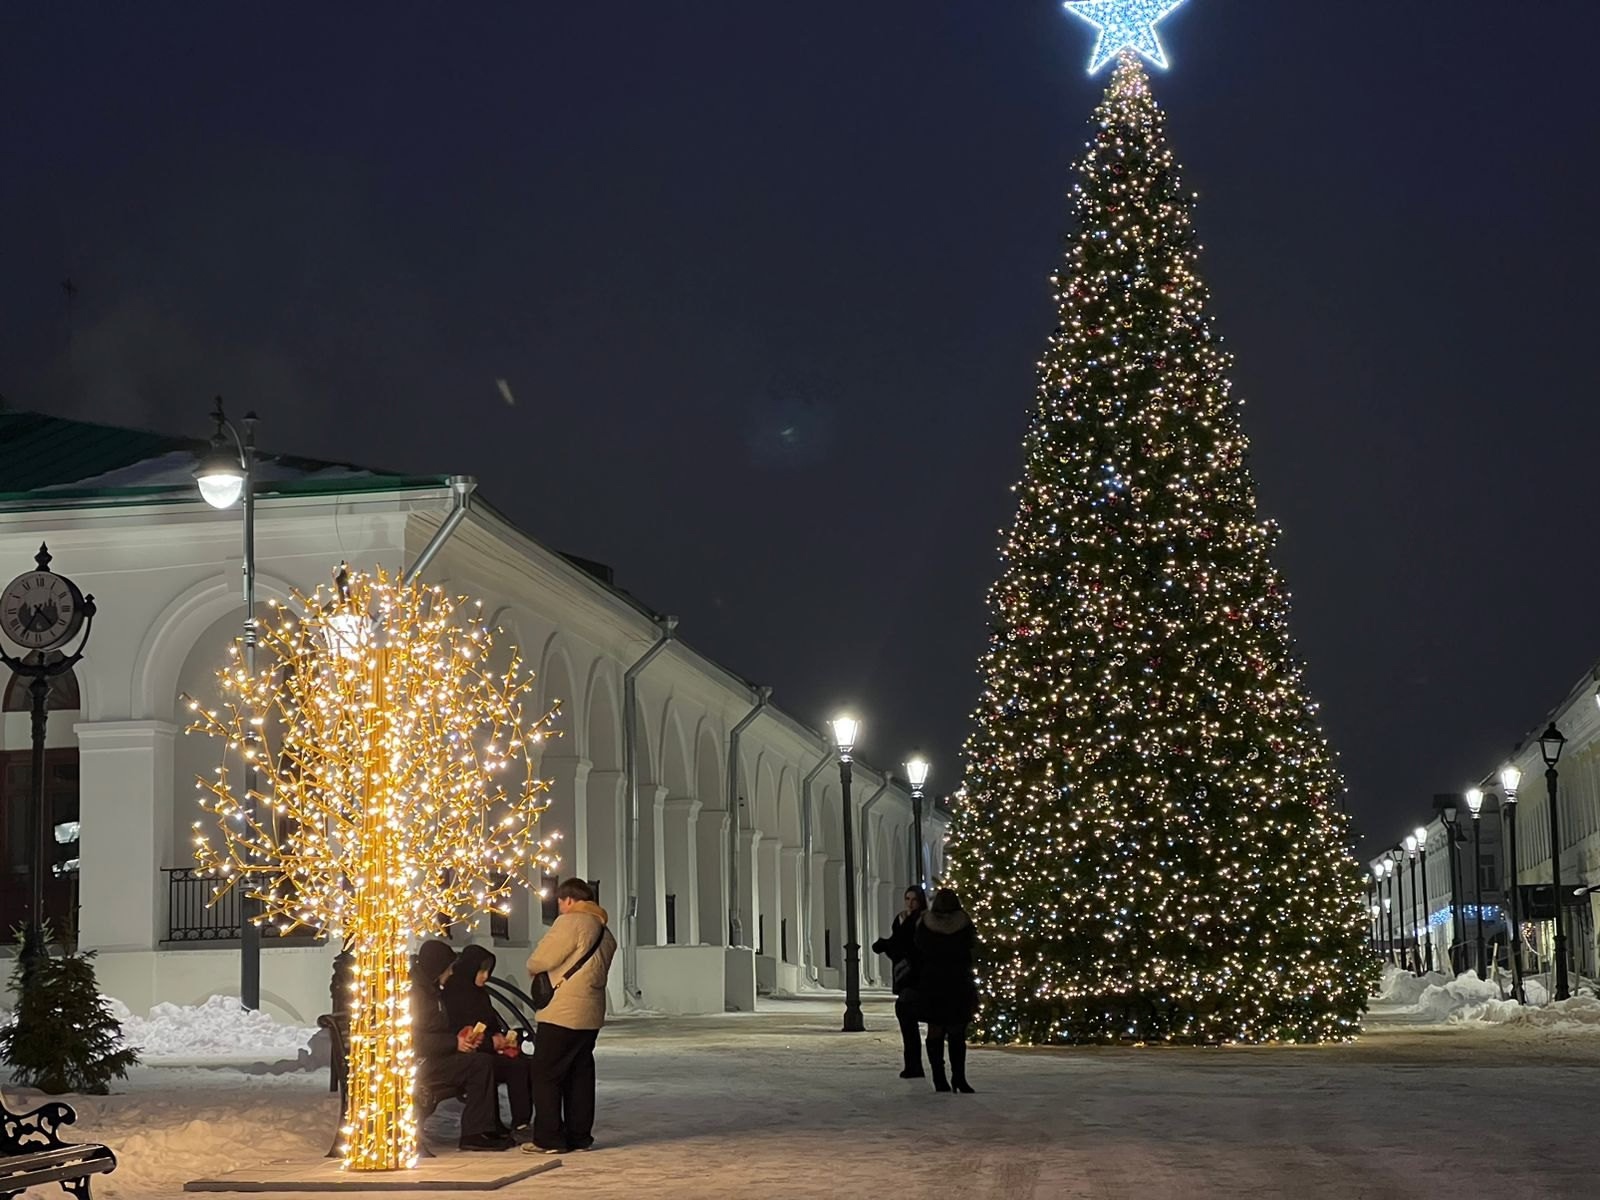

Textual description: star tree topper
[1064,0,1189,74]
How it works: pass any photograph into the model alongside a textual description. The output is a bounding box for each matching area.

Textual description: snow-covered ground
[4,991,1598,1198]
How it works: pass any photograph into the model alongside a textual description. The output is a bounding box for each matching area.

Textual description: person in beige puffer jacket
[523,878,617,1154]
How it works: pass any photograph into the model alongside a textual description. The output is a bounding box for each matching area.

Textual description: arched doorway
[2,653,82,937]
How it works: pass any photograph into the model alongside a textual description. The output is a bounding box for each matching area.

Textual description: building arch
[133,570,298,721]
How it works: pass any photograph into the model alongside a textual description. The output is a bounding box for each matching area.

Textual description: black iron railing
[163,867,323,944]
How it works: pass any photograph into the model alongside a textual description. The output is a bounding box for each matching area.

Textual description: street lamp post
[905,757,929,892]
[1370,902,1381,954]
[830,715,866,1033]
[1382,864,1395,966]
[1414,826,1433,973]
[1538,723,1570,1002]
[1440,799,1465,975]
[1499,765,1525,1004]
[1376,870,1388,966]
[1403,837,1422,976]
[1388,851,1401,972]
[1465,788,1488,980]
[1383,893,1393,963]
[194,398,262,1011]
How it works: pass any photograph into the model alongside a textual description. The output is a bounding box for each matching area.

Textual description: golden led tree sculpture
[187,567,561,1170]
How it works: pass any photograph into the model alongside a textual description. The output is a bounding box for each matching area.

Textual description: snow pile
[1408,973,1501,1023]
[108,996,318,1065]
[1375,963,1450,1006]
[1467,994,1600,1028]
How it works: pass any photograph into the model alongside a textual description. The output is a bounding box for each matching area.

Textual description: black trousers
[419,1051,499,1140]
[531,1023,600,1149]
[492,1051,535,1127]
[926,1022,969,1085]
[894,994,923,1071]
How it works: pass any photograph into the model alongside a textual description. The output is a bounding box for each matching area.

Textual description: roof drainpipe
[799,749,832,985]
[623,615,677,1002]
[856,774,893,982]
[401,476,476,585]
[726,686,772,948]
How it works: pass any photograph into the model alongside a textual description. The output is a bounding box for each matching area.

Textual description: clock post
[0,544,96,972]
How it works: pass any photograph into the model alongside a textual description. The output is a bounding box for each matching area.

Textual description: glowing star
[1063,0,1188,74]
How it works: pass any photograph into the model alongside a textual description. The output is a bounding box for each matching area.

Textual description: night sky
[5,3,1599,856]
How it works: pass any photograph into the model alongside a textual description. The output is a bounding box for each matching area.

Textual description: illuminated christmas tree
[187,567,561,1168]
[949,54,1371,1045]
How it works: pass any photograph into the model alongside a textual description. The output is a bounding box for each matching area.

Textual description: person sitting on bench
[411,939,513,1152]
[443,944,535,1141]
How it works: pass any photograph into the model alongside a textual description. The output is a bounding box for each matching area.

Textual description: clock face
[1,572,83,651]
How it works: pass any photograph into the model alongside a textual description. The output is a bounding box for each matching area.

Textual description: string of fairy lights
[948,55,1372,1045]
[187,567,562,1169]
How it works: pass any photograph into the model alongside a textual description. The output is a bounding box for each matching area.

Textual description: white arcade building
[0,409,947,1023]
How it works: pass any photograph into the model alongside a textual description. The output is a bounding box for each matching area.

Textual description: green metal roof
[0,411,196,494]
[0,410,449,508]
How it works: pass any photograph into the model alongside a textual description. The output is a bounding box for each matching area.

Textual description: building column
[534,755,590,937]
[662,796,701,945]
[780,846,804,965]
[637,782,668,946]
[736,829,761,951]
[75,720,176,952]
[756,838,781,960]
[696,807,731,946]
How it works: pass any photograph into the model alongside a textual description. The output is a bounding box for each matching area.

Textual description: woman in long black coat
[913,888,978,1093]
[871,885,927,1077]
[442,944,536,1136]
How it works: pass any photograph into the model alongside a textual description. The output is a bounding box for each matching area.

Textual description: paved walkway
[66,996,1600,1199]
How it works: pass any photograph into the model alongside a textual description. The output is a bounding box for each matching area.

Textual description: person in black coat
[913,888,978,1094]
[871,885,928,1078]
[410,939,513,1150]
[442,944,535,1139]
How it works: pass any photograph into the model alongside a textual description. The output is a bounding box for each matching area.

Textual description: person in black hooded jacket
[913,888,978,1094]
[442,944,535,1138]
[871,885,927,1078]
[411,939,513,1150]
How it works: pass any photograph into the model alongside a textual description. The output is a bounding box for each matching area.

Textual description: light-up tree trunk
[188,568,562,1169]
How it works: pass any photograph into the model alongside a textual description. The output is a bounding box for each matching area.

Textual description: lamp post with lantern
[192,397,263,1010]
[830,715,867,1033]
[1388,847,1408,972]
[1465,787,1488,980]
[1403,836,1422,975]
[1538,723,1570,1001]
[1499,764,1525,1004]
[905,757,930,892]
[1439,797,1465,973]
[1387,854,1403,968]
[1414,826,1433,973]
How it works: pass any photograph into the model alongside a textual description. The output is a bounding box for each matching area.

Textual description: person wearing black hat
[443,944,535,1139]
[913,889,979,1094]
[411,938,513,1150]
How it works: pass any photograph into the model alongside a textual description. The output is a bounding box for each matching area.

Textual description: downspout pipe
[401,476,476,585]
[799,749,832,984]
[623,615,677,1000]
[856,775,893,983]
[726,687,772,948]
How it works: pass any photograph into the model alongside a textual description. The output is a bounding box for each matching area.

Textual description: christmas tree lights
[948,55,1372,1045]
[187,567,562,1168]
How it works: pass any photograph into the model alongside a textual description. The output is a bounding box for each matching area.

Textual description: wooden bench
[0,1094,116,1199]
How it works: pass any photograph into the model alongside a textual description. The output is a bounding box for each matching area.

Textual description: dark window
[824,929,833,968]
[781,918,789,963]
[540,872,559,924]
[665,893,677,945]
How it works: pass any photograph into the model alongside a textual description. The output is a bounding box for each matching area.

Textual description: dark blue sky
[5,2,1598,853]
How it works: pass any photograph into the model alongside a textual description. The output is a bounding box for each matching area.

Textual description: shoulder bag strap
[555,929,606,989]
